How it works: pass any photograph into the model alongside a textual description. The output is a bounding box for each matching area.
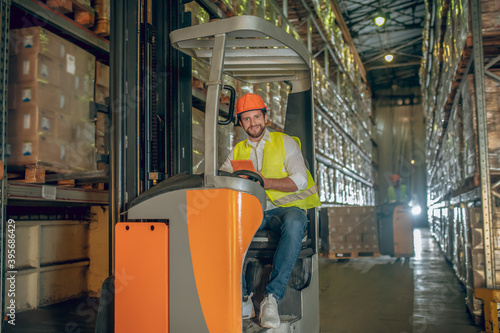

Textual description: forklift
[109,15,320,333]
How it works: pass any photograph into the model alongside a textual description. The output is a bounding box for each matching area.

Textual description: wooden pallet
[7,163,71,184]
[45,0,96,28]
[7,164,106,189]
[328,251,381,259]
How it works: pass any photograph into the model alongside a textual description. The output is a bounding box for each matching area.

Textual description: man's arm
[260,135,308,192]
[259,175,299,192]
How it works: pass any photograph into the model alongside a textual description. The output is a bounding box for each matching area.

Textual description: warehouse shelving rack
[0,1,112,330]
[423,0,500,323]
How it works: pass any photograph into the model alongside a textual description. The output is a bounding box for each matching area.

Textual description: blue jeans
[243,206,308,302]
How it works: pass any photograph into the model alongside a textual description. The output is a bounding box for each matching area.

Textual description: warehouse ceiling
[338,0,426,96]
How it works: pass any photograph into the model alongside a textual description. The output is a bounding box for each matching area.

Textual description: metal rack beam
[7,183,108,205]
[470,0,495,288]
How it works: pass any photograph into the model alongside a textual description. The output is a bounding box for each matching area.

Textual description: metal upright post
[204,33,226,181]
[170,2,192,176]
[0,1,10,331]
[110,0,140,274]
[470,0,495,287]
[324,46,329,79]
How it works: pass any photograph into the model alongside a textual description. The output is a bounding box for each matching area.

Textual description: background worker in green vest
[388,173,408,203]
[220,92,321,329]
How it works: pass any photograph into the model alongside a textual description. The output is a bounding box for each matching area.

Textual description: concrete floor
[319,227,482,333]
[4,228,484,333]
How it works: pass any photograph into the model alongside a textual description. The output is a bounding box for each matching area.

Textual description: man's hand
[256,171,298,192]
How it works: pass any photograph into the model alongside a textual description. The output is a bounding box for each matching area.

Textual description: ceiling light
[411,160,415,165]
[374,16,386,26]
[384,54,394,62]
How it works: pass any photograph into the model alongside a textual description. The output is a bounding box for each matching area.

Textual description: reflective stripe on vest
[233,132,321,210]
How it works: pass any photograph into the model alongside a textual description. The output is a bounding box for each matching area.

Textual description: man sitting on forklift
[387,174,408,203]
[220,92,321,329]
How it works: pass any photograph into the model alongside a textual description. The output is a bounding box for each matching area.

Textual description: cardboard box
[95,111,108,155]
[96,112,107,137]
[67,140,96,171]
[10,27,66,59]
[95,62,109,105]
[60,47,95,98]
[7,134,69,168]
[362,233,379,245]
[345,234,361,243]
[95,86,109,105]
[96,136,106,155]
[56,112,77,142]
[10,53,60,86]
[330,224,354,236]
[329,234,346,244]
[7,107,57,138]
[13,81,70,114]
[69,94,93,119]
[96,62,110,88]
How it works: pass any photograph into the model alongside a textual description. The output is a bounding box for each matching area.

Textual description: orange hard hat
[391,174,401,182]
[236,93,267,115]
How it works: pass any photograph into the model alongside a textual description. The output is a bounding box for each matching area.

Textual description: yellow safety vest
[388,185,407,203]
[233,132,321,210]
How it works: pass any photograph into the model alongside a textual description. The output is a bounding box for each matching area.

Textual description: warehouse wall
[374,94,427,224]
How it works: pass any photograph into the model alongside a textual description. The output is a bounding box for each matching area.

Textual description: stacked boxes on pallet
[467,73,500,173]
[422,0,500,319]
[324,206,379,257]
[7,27,96,172]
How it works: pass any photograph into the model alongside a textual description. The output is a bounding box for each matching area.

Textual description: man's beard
[246,124,266,139]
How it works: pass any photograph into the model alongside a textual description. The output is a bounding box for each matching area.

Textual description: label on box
[60,44,65,58]
[21,88,32,102]
[22,142,32,156]
[6,144,10,157]
[41,64,49,78]
[84,77,90,94]
[23,34,34,48]
[60,94,65,109]
[60,145,65,160]
[23,59,30,75]
[42,185,57,200]
[75,75,80,89]
[41,117,50,130]
[66,54,76,75]
[23,114,31,129]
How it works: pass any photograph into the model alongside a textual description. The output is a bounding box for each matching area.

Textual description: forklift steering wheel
[233,170,265,187]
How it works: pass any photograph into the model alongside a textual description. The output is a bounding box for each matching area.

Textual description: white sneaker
[242,292,255,319]
[259,294,280,328]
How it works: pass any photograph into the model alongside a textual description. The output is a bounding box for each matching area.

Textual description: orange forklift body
[115,188,263,332]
